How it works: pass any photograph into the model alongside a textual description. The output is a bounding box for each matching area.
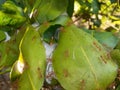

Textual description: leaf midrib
[27,72,37,90]
[70,27,100,88]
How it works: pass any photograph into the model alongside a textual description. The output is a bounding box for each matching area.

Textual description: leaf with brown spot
[37,67,43,79]
[93,41,102,51]
[53,24,117,90]
[64,50,70,58]
[0,25,26,69]
[100,55,107,64]
[80,79,86,90]
[63,69,69,77]
[59,27,66,32]
[16,25,46,90]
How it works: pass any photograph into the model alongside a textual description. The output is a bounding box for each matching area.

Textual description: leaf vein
[80,47,99,88]
[27,72,36,90]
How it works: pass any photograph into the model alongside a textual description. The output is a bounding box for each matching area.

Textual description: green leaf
[110,40,120,67]
[38,15,71,43]
[110,49,120,67]
[0,25,26,69]
[0,1,26,28]
[116,85,120,90]
[91,0,100,14]
[115,40,120,50]
[83,29,119,50]
[67,0,74,17]
[0,0,5,5]
[32,0,68,23]
[1,1,23,14]
[11,0,25,9]
[16,26,46,90]
[0,11,26,27]
[94,32,119,50]
[10,60,22,81]
[0,43,6,69]
[0,31,6,41]
[43,25,61,43]
[52,24,117,90]
[51,15,71,26]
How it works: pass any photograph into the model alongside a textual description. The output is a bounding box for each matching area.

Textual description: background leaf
[0,0,5,5]
[0,1,26,28]
[32,0,68,23]
[94,32,119,50]
[38,15,71,43]
[0,25,26,69]
[83,29,119,50]
[0,31,6,41]
[116,85,120,90]
[67,0,74,17]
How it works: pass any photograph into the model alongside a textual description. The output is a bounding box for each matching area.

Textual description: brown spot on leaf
[59,27,65,32]
[100,55,107,64]
[43,21,49,27]
[106,53,111,59]
[63,69,69,77]
[6,47,10,54]
[23,61,29,70]
[32,35,37,41]
[37,67,43,79]
[79,79,85,90]
[37,67,40,70]
[64,50,70,58]
[67,20,74,26]
[93,41,101,51]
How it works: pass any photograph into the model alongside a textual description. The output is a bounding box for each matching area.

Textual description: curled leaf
[14,26,46,90]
